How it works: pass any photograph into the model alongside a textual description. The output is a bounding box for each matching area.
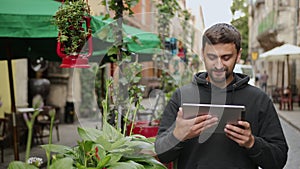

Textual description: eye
[207,54,218,61]
[222,55,231,61]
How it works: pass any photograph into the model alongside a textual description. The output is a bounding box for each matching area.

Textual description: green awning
[0,0,161,62]
[0,0,60,38]
[91,16,161,55]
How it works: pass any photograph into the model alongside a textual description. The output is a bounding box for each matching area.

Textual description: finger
[225,133,245,145]
[202,121,218,130]
[224,127,248,142]
[193,116,216,127]
[238,121,250,129]
[177,107,183,119]
[179,107,183,113]
[224,126,244,138]
[225,124,245,134]
[193,120,219,136]
[194,114,213,124]
[193,117,218,130]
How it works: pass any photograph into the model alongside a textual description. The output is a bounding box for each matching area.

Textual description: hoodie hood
[192,72,250,92]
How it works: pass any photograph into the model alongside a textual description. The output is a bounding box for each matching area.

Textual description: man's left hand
[224,121,255,149]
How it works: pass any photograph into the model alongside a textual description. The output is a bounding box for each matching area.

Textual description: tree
[230,0,249,62]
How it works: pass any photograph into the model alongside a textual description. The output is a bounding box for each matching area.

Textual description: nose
[215,57,224,70]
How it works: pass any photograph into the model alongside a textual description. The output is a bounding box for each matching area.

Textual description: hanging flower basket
[53,0,93,68]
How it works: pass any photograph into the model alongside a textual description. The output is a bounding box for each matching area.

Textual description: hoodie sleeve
[247,99,288,169]
[154,89,184,163]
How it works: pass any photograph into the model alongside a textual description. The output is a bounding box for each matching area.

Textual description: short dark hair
[202,23,241,52]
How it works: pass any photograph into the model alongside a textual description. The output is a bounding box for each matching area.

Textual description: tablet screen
[182,103,245,133]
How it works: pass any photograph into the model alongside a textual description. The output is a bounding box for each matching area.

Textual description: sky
[186,0,233,28]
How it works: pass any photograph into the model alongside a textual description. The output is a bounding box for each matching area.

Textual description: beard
[207,67,232,84]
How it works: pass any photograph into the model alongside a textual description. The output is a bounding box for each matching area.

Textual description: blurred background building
[249,0,300,95]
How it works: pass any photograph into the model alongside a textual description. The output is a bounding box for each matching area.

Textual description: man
[155,23,288,169]
[260,70,269,92]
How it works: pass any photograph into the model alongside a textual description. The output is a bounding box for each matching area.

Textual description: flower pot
[58,54,90,68]
[126,120,159,138]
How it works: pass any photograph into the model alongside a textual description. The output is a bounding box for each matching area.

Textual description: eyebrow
[206,53,233,58]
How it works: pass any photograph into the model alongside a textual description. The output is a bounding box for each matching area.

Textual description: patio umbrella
[259,43,300,87]
[0,0,64,160]
[260,44,300,60]
[0,0,60,61]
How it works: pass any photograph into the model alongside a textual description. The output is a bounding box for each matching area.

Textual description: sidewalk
[1,102,299,169]
[0,118,100,169]
[275,103,300,132]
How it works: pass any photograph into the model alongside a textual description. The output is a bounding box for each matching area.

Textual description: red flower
[95,147,100,161]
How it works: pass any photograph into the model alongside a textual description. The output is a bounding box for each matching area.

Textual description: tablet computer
[182,103,245,134]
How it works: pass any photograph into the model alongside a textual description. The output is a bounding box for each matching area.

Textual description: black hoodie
[155,72,288,169]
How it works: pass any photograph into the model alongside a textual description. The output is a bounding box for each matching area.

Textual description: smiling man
[155,23,288,169]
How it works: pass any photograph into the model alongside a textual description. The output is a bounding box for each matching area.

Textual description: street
[280,118,300,169]
[1,104,300,169]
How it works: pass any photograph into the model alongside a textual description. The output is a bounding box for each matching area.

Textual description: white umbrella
[260,44,300,60]
[259,43,300,87]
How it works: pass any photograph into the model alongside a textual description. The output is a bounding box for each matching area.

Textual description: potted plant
[8,79,167,169]
[53,0,92,68]
[8,123,167,169]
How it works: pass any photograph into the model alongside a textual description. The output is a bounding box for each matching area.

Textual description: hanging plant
[53,0,91,54]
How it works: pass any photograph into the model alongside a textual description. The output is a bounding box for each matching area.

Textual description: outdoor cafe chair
[0,118,8,163]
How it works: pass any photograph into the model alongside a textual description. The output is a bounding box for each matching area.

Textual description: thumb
[177,107,183,118]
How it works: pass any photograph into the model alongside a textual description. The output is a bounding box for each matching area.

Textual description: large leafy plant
[8,123,166,169]
[42,122,166,169]
[8,78,166,169]
[8,100,166,169]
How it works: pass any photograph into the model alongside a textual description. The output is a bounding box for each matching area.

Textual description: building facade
[249,0,300,95]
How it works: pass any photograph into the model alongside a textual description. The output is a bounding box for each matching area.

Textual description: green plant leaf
[106,153,122,165]
[41,144,73,154]
[128,140,154,151]
[8,161,38,169]
[103,14,110,20]
[133,76,141,83]
[145,137,156,143]
[108,147,134,154]
[135,158,167,169]
[102,121,123,141]
[119,77,129,85]
[49,157,74,169]
[107,46,119,56]
[83,140,94,152]
[95,135,111,150]
[110,137,131,150]
[96,155,111,168]
[77,127,103,141]
[94,144,106,160]
[108,160,145,169]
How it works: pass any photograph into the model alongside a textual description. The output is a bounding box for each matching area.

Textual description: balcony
[258,11,275,35]
[256,11,284,51]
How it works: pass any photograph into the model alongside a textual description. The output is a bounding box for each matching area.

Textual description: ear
[236,48,242,63]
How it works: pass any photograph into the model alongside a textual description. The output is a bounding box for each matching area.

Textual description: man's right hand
[173,107,219,141]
